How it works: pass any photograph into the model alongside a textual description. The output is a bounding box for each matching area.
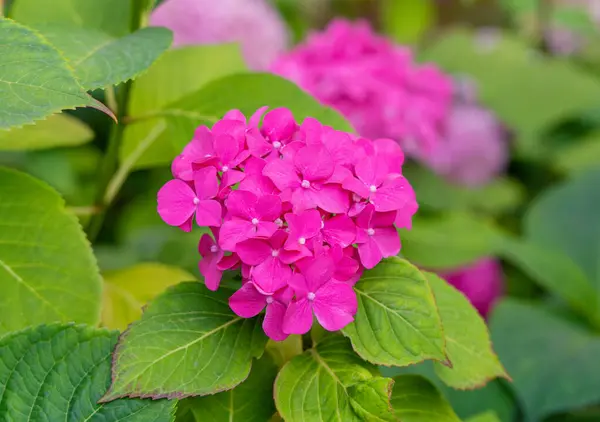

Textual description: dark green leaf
[181,356,278,422]
[274,336,396,421]
[102,282,268,401]
[491,299,600,421]
[0,167,102,334]
[390,375,460,422]
[0,323,176,421]
[342,257,446,367]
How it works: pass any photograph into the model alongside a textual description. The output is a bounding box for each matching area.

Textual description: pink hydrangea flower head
[271,19,454,159]
[440,258,504,317]
[424,78,508,186]
[150,0,289,70]
[157,107,419,340]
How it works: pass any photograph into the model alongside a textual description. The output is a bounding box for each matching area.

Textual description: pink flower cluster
[157,107,418,341]
[271,19,454,159]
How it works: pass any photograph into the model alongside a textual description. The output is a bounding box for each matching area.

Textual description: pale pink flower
[150,0,289,70]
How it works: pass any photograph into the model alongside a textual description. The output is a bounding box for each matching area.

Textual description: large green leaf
[11,0,132,37]
[0,18,104,130]
[390,375,460,422]
[421,30,600,157]
[180,356,278,422]
[404,164,524,215]
[0,323,176,421]
[0,167,102,334]
[0,114,92,150]
[496,237,600,327]
[101,263,195,331]
[38,26,172,90]
[491,300,600,421]
[525,168,600,296]
[426,273,509,389]
[466,411,502,422]
[102,282,268,401]
[400,213,503,269]
[274,336,396,422]
[120,45,247,169]
[342,258,446,367]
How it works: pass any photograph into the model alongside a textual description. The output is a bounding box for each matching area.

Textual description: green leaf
[101,263,195,331]
[404,164,524,215]
[180,356,278,422]
[102,281,268,401]
[496,237,600,327]
[421,29,600,158]
[390,375,460,422]
[121,45,247,169]
[11,0,132,37]
[380,0,434,44]
[554,131,600,175]
[525,168,600,295]
[0,167,102,334]
[425,273,509,389]
[400,212,503,269]
[274,336,396,422]
[38,26,172,90]
[466,411,502,422]
[342,257,446,367]
[0,18,106,130]
[0,323,176,421]
[491,300,600,421]
[0,114,93,150]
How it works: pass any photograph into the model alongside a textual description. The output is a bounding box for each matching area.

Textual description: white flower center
[301,180,310,188]
[221,165,229,172]
[210,245,219,253]
[367,228,375,236]
[251,218,259,225]
[272,249,279,257]
[369,185,377,193]
[320,220,325,229]
[307,292,316,301]
[274,218,283,227]
[266,296,274,304]
[273,141,282,149]
[298,237,306,245]
[193,197,200,205]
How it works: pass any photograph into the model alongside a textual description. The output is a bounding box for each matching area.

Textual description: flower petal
[294,145,334,181]
[226,190,257,220]
[283,298,313,334]
[263,301,289,341]
[312,184,349,214]
[323,215,356,248]
[219,219,254,251]
[252,256,291,294]
[199,255,223,291]
[357,237,383,269]
[195,199,222,227]
[263,159,300,191]
[193,166,219,199]
[157,179,196,227]
[288,273,309,297]
[198,233,218,257]
[255,194,282,221]
[229,282,267,318]
[372,175,413,212]
[262,107,297,141]
[313,281,357,331]
[342,176,370,199]
[373,227,401,258]
[236,239,272,265]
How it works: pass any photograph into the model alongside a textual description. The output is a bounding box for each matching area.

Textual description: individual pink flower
[271,19,453,159]
[229,282,293,341]
[440,258,504,317]
[263,144,349,213]
[219,190,281,250]
[157,166,222,230]
[355,205,401,269]
[283,255,358,334]
[283,209,322,254]
[198,232,239,290]
[150,0,289,70]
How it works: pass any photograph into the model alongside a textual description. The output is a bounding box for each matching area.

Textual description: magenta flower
[229,282,293,341]
[263,144,349,213]
[219,190,281,250]
[355,205,401,269]
[157,166,222,230]
[271,19,453,159]
[156,106,418,340]
[283,255,358,334]
[150,0,289,70]
[440,258,504,317]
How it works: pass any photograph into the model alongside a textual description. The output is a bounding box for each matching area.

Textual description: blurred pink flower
[150,0,289,69]
[271,19,454,159]
[544,0,600,56]
[424,78,509,186]
[440,258,504,317]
